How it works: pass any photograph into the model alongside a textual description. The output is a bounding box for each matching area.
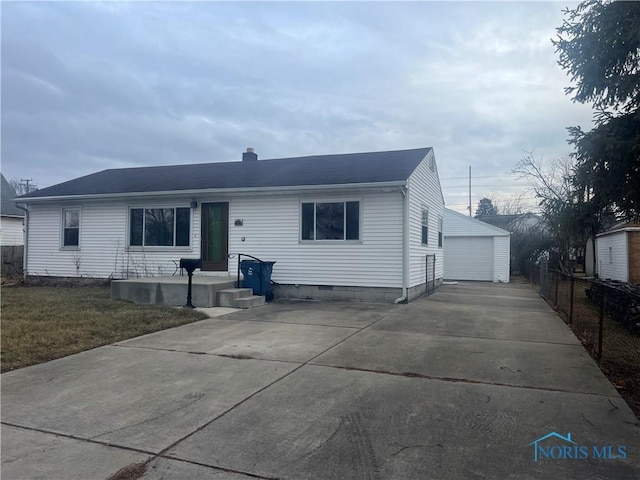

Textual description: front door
[201,202,229,271]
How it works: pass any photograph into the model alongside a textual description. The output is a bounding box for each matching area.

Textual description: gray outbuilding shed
[443,208,510,282]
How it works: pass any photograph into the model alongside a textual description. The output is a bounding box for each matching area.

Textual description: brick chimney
[242,147,258,162]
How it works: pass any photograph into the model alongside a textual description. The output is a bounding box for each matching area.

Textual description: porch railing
[227,253,267,293]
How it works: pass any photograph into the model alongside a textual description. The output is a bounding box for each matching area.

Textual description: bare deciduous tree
[512,151,582,273]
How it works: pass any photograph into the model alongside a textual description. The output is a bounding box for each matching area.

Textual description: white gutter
[394,183,410,304]
[13,181,407,204]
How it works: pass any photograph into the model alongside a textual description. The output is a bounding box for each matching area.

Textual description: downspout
[15,203,28,281]
[394,183,410,304]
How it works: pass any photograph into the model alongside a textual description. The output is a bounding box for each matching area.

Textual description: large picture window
[129,207,190,247]
[301,201,360,241]
[62,208,80,247]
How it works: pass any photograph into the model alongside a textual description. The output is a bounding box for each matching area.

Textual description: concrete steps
[110,276,267,308]
[217,288,266,309]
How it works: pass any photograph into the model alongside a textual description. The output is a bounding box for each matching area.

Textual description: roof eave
[597,227,640,236]
[15,181,408,203]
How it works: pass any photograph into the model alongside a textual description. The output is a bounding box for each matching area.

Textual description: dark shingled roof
[1,174,25,216]
[20,148,432,199]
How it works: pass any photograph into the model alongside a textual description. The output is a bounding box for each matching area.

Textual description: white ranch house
[17,148,445,303]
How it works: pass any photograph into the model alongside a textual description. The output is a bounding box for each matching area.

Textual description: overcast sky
[2,1,593,213]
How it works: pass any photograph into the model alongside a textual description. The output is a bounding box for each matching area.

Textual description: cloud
[1,1,591,213]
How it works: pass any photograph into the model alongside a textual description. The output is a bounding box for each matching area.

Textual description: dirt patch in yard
[1,284,207,372]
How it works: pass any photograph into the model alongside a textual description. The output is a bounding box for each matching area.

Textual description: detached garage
[443,208,510,282]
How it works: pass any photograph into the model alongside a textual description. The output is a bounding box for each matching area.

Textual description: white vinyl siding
[0,216,24,246]
[596,231,628,282]
[408,150,445,288]
[226,192,402,288]
[26,190,403,287]
[27,199,198,278]
[493,236,510,283]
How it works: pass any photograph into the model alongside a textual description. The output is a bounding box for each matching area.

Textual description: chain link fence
[523,262,640,417]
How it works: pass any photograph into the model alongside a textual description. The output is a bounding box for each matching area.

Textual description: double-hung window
[301,201,360,241]
[438,216,443,247]
[129,207,190,247]
[62,208,80,248]
[421,206,429,245]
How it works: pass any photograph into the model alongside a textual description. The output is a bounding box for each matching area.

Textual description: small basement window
[129,207,190,247]
[301,201,360,241]
[62,208,80,248]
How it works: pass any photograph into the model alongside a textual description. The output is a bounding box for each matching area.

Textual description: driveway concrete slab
[142,457,254,479]
[312,329,617,396]
[1,345,295,452]
[1,424,150,480]
[195,306,240,318]
[374,300,581,344]
[3,281,640,479]
[118,318,358,363]
[441,281,541,296]
[431,285,552,312]
[168,365,640,480]
[221,299,396,327]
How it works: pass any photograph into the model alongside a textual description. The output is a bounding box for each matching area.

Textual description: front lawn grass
[1,285,208,373]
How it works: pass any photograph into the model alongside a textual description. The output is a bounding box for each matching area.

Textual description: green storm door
[201,202,229,271]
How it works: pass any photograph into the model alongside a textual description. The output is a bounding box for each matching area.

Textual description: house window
[438,216,443,247]
[62,208,80,247]
[421,206,429,245]
[301,201,360,241]
[129,207,190,247]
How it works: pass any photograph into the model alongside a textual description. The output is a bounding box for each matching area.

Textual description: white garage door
[444,236,494,281]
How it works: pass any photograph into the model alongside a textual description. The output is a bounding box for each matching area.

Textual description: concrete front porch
[110,276,265,308]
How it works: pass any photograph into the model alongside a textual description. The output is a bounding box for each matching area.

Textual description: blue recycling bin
[240,260,276,301]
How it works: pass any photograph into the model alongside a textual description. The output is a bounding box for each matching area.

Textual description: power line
[445,195,538,200]
[442,183,529,188]
[440,174,522,180]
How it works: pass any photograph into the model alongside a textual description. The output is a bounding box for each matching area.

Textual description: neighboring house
[595,223,640,283]
[17,147,445,302]
[443,208,510,282]
[1,174,25,246]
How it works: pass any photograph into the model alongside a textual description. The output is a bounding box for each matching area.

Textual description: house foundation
[273,280,441,303]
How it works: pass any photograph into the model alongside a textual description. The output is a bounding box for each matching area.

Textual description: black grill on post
[179,258,202,308]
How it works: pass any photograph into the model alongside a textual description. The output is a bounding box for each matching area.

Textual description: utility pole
[468,166,472,217]
[20,179,34,193]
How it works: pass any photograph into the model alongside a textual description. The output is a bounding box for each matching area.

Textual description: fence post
[425,255,428,297]
[432,254,436,295]
[554,271,559,306]
[597,298,605,361]
[568,275,575,325]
